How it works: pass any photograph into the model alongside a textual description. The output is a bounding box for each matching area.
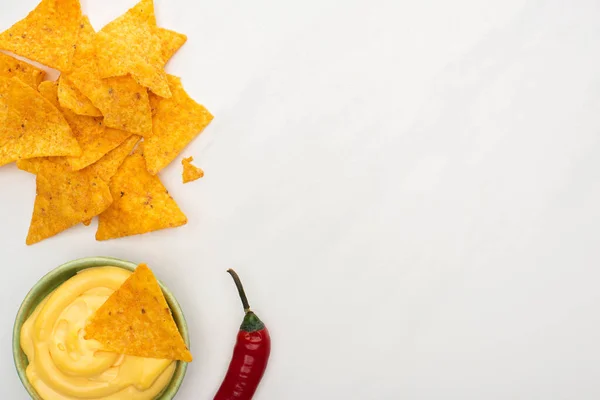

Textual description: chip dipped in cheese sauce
[20,267,175,399]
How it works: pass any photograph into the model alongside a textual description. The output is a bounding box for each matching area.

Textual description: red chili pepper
[214,269,271,400]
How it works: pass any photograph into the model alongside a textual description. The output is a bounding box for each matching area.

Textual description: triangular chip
[87,134,141,182]
[0,52,45,88]
[96,152,187,240]
[144,75,213,174]
[94,0,170,98]
[157,28,187,65]
[85,263,192,362]
[182,157,204,183]
[0,0,81,71]
[38,81,132,170]
[57,75,102,117]
[26,162,113,244]
[0,76,80,167]
[65,17,152,135]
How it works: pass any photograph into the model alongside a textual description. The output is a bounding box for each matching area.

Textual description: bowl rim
[12,256,190,400]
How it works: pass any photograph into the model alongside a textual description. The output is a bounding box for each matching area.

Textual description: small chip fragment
[144,75,213,174]
[57,75,102,117]
[96,152,187,240]
[85,263,192,361]
[94,0,170,98]
[38,80,132,171]
[0,52,45,88]
[181,157,204,183]
[64,17,152,135]
[0,76,80,167]
[0,0,82,71]
[26,162,113,245]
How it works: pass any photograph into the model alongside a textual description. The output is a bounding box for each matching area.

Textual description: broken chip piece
[85,263,193,362]
[182,157,204,183]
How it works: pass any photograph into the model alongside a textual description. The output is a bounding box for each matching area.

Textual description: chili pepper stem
[227,269,251,313]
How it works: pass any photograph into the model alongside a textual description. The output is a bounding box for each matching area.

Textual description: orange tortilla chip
[94,0,170,98]
[0,0,81,71]
[157,28,187,65]
[144,75,213,174]
[87,134,141,182]
[38,81,132,171]
[57,75,102,117]
[96,153,187,240]
[0,52,45,88]
[26,162,113,245]
[0,76,80,167]
[85,263,192,361]
[181,157,203,183]
[65,17,152,135]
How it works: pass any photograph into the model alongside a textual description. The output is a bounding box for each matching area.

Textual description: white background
[1,0,600,398]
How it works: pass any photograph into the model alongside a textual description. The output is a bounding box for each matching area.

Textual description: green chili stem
[227,269,251,313]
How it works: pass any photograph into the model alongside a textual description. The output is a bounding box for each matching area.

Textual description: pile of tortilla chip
[0,0,213,245]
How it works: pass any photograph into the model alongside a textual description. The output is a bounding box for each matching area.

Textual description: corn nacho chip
[144,75,213,174]
[0,77,80,167]
[26,162,113,245]
[38,80,132,171]
[0,0,81,71]
[0,52,45,88]
[65,17,152,135]
[87,134,141,182]
[57,75,102,117]
[181,157,203,183]
[96,152,187,240]
[157,28,187,65]
[95,0,170,98]
[85,263,192,361]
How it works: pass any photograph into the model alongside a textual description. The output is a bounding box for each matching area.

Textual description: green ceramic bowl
[13,256,190,400]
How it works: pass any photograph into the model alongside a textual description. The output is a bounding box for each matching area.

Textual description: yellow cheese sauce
[21,267,175,399]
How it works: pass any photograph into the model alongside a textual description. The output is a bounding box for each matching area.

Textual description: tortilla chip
[87,134,141,182]
[144,75,213,174]
[26,162,113,244]
[65,17,152,135]
[38,80,132,171]
[157,28,187,65]
[0,76,80,167]
[57,75,102,117]
[0,0,81,71]
[96,153,187,240]
[0,52,45,88]
[181,157,203,183]
[94,0,170,98]
[84,263,192,361]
